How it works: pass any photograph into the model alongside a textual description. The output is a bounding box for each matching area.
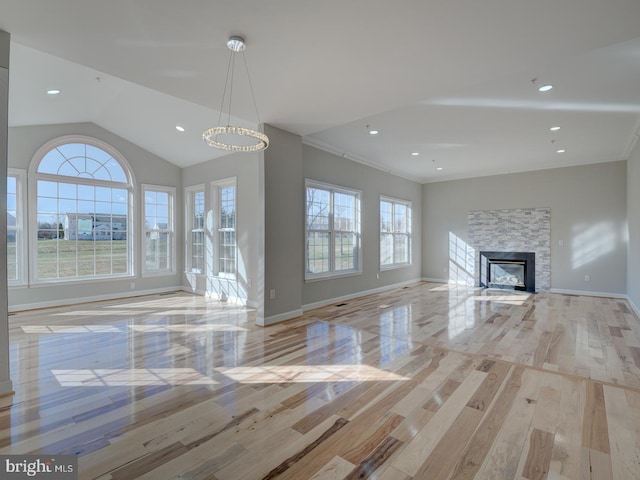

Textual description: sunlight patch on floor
[128,324,249,332]
[52,368,217,387]
[217,365,409,384]
[22,325,122,334]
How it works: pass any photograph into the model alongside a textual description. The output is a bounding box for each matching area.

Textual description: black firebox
[479,251,535,293]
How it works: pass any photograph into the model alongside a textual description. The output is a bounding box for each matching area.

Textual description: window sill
[305,270,362,283]
[28,275,136,288]
[142,270,177,278]
[380,263,412,271]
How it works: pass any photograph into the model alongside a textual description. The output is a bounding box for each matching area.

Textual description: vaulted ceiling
[2,0,640,182]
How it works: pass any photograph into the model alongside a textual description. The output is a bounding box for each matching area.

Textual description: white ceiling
[2,0,640,183]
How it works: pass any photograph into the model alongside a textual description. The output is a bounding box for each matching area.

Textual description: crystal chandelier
[202,36,269,152]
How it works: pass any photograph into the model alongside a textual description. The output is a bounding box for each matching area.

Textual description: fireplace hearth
[479,251,535,293]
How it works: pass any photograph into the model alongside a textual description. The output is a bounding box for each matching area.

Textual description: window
[7,169,26,285]
[186,185,205,274]
[380,196,411,268]
[305,180,361,280]
[30,137,134,282]
[213,179,237,278]
[143,185,175,275]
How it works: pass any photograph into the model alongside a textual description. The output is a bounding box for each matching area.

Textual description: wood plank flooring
[2,282,640,479]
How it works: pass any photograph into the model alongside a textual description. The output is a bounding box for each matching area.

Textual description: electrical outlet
[129,282,135,290]
[269,289,276,300]
[584,275,590,282]
[558,239,564,247]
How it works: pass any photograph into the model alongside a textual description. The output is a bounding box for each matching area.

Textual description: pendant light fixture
[202,35,269,152]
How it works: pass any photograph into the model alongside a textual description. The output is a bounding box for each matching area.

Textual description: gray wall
[0,30,11,395]
[422,161,627,295]
[181,151,260,306]
[303,145,423,306]
[628,141,640,311]
[260,125,304,323]
[7,122,183,310]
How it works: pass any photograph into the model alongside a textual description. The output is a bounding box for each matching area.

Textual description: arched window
[30,136,134,282]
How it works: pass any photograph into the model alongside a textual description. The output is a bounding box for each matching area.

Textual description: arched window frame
[28,135,136,284]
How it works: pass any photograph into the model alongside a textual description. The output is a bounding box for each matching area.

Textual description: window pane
[394,234,409,264]
[335,232,357,271]
[334,192,355,232]
[194,191,205,229]
[380,201,392,232]
[7,231,17,281]
[144,187,174,273]
[306,187,330,230]
[219,230,236,275]
[395,204,407,233]
[307,232,330,274]
[191,231,205,273]
[7,176,16,195]
[381,233,393,266]
[380,198,411,267]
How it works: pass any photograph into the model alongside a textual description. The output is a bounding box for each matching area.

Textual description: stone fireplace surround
[468,208,551,292]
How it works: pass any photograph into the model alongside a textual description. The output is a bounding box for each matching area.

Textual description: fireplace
[479,251,535,293]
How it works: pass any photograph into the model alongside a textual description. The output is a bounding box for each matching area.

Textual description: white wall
[181,151,260,307]
[628,139,640,312]
[303,145,423,307]
[7,122,183,310]
[423,161,628,295]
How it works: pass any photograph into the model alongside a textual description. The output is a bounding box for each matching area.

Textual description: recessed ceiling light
[436,167,443,171]
[411,152,419,156]
[557,149,566,153]
[175,125,185,132]
[46,89,61,95]
[550,126,561,131]
[538,84,553,92]
[369,130,379,135]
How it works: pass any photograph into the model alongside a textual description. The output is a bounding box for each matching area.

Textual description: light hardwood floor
[2,282,640,479]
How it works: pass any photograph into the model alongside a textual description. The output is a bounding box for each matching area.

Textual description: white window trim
[305,179,362,281]
[185,184,205,275]
[28,135,136,284]
[380,195,412,270]
[211,177,238,280]
[7,168,27,286]
[142,184,176,277]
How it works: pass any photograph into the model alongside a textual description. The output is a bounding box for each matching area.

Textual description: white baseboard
[302,278,422,312]
[549,288,628,299]
[0,379,14,396]
[627,296,640,317]
[8,286,184,313]
[257,309,303,327]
